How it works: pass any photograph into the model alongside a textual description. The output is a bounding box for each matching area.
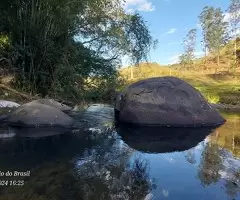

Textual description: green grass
[193,83,240,105]
[120,65,240,106]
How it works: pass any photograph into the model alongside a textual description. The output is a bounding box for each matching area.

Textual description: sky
[121,0,232,66]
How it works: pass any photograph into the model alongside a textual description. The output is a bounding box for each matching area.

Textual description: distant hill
[119,38,240,81]
[172,37,240,72]
[119,62,177,81]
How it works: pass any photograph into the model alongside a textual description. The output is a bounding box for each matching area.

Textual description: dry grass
[119,62,240,106]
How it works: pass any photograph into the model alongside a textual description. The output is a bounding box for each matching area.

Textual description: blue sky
[122,0,231,66]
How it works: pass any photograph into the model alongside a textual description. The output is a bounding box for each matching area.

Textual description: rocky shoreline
[0,99,76,128]
[1,99,240,129]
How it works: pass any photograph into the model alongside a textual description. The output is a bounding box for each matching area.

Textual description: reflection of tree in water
[197,141,240,200]
[74,157,155,200]
[223,165,240,200]
[74,133,156,200]
[225,176,240,200]
[197,143,224,186]
[0,130,155,200]
[185,148,196,164]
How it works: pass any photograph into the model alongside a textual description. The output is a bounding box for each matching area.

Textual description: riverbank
[1,73,240,113]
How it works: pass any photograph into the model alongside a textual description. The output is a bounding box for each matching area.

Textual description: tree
[227,0,240,67]
[199,7,214,64]
[199,6,229,73]
[198,143,224,186]
[181,28,197,69]
[0,0,155,99]
[178,53,189,69]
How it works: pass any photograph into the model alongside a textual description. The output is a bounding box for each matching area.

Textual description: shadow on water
[0,126,155,200]
[0,127,90,170]
[116,124,216,153]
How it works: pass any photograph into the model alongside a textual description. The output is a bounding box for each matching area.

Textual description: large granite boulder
[7,102,75,128]
[114,76,226,127]
[31,99,72,112]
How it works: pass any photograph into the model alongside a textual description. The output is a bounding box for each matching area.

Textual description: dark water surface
[0,104,239,200]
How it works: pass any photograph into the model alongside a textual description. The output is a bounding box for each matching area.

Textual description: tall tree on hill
[182,28,197,69]
[199,6,229,73]
[179,29,197,70]
[199,7,214,65]
[178,53,188,69]
[227,0,240,67]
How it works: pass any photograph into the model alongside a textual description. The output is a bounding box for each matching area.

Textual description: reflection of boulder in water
[116,125,217,153]
[0,128,89,169]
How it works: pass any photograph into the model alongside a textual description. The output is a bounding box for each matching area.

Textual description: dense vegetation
[0,0,155,102]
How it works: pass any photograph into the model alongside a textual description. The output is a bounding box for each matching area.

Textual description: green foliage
[183,29,197,59]
[178,53,190,69]
[0,34,9,49]
[180,29,197,69]
[227,0,240,67]
[199,6,229,70]
[0,0,154,100]
[198,143,223,186]
[228,0,240,33]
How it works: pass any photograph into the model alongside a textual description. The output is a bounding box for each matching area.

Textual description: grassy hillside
[119,40,240,106]
[209,112,240,158]
[173,37,240,72]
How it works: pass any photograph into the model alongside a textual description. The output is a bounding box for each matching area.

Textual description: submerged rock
[7,102,75,128]
[31,99,72,112]
[115,76,226,127]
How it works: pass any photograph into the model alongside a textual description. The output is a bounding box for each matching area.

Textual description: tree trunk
[234,38,237,63]
[232,131,235,152]
[130,65,133,80]
[205,46,207,63]
[0,84,32,99]
[216,52,220,74]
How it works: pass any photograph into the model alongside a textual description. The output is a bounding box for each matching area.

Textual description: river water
[0,104,239,200]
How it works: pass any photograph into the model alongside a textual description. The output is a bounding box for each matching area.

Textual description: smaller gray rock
[7,102,75,128]
[31,99,72,112]
[0,100,20,108]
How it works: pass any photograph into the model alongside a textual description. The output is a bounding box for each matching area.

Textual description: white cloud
[196,23,201,29]
[166,28,177,34]
[223,11,240,23]
[194,51,205,57]
[126,8,134,14]
[123,0,155,12]
[168,51,205,64]
[223,12,231,22]
[168,54,181,64]
[236,28,240,35]
[223,12,240,38]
